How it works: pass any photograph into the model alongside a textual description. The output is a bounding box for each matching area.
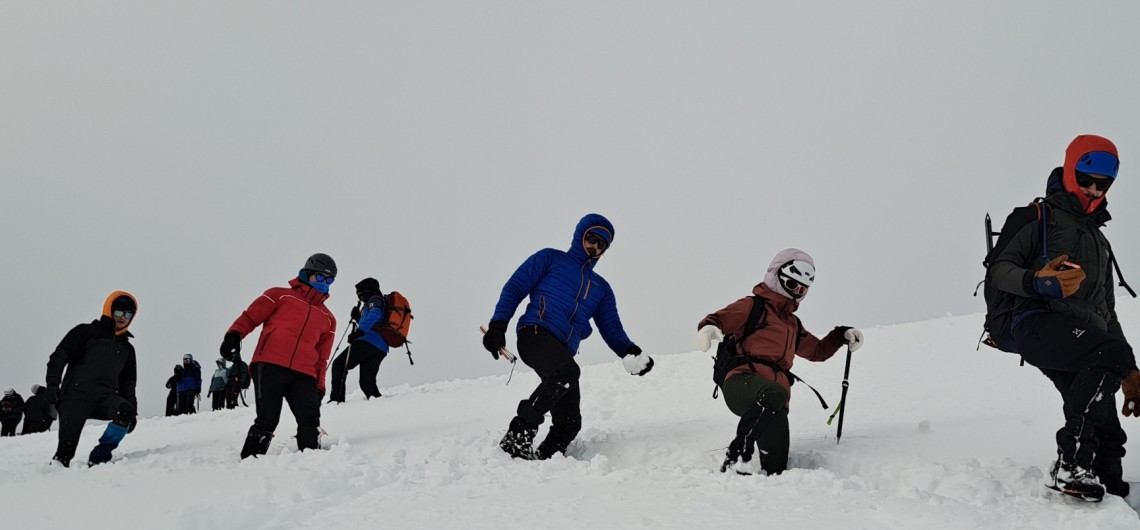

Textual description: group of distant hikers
[9,134,1136,504]
[1,386,56,436]
[162,353,251,416]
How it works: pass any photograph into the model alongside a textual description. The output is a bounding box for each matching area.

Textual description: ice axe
[479,326,518,386]
[826,345,854,444]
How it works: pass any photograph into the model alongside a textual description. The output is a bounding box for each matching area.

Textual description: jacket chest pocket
[1047,225,1082,262]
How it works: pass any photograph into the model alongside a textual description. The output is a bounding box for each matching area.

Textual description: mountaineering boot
[720,437,758,475]
[1050,457,1105,502]
[536,427,576,460]
[88,421,129,467]
[499,416,540,460]
[240,426,274,459]
[296,425,321,452]
[52,439,79,468]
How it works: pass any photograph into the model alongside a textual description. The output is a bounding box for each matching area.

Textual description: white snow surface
[6,306,1140,529]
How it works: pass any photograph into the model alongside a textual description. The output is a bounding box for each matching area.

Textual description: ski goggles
[112,310,135,320]
[313,273,335,284]
[779,276,809,297]
[584,232,610,251]
[1075,171,1113,191]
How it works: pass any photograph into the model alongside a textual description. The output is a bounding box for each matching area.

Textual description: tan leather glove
[1122,370,1140,417]
[1034,255,1086,299]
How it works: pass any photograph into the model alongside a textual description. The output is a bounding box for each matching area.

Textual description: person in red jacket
[220,253,338,459]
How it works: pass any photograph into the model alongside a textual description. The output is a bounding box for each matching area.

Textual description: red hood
[1064,135,1118,214]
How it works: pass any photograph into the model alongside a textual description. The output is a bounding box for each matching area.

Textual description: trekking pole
[479,326,518,386]
[826,345,854,444]
[333,304,360,354]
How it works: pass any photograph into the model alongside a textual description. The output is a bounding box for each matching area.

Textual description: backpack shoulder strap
[740,295,768,340]
[1035,199,1052,264]
[1104,238,1138,298]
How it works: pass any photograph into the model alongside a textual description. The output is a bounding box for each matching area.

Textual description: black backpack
[230,360,251,389]
[978,199,1136,353]
[711,295,768,394]
[977,200,1052,353]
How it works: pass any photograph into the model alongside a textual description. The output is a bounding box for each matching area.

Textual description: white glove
[696,325,724,352]
[622,352,654,376]
[844,328,864,352]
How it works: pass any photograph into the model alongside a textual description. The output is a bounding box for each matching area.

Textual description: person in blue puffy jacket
[482,213,654,460]
[328,278,390,403]
[176,354,202,415]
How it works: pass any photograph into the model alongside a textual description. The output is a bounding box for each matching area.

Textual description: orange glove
[1033,255,1086,299]
[1122,370,1140,417]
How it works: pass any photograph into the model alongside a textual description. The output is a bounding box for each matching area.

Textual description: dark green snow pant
[721,373,790,475]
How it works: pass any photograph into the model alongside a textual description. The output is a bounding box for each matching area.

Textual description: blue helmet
[1075,151,1119,179]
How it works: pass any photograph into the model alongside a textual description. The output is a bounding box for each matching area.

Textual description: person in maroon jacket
[220,253,338,459]
[697,248,864,475]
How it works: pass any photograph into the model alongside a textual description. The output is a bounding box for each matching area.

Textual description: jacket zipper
[288,289,316,370]
[565,261,589,341]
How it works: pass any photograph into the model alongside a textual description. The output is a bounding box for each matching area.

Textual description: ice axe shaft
[479,326,517,363]
[827,345,854,444]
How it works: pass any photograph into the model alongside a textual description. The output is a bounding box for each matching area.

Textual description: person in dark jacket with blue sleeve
[328,278,390,403]
[46,291,139,467]
[482,213,653,460]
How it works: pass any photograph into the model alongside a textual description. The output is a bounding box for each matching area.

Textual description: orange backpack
[373,291,413,354]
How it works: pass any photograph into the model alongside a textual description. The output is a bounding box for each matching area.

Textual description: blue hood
[569,213,615,263]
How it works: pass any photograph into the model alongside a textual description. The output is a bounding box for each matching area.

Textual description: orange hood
[1063,135,1118,214]
[102,290,138,336]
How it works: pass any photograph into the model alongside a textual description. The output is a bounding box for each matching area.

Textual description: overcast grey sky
[3,2,1139,417]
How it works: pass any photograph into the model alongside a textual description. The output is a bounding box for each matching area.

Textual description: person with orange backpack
[328,278,391,403]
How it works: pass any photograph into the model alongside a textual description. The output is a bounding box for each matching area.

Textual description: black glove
[46,384,61,405]
[318,387,326,400]
[350,306,362,322]
[220,331,241,361]
[126,418,138,434]
[621,345,654,376]
[483,321,508,359]
[348,329,364,342]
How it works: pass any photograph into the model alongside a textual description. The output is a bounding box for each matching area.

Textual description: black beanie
[355,277,380,293]
[111,295,137,312]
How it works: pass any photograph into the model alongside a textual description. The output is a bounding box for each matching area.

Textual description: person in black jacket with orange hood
[46,291,139,467]
[991,135,1134,501]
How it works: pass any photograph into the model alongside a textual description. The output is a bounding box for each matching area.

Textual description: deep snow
[5,305,1140,530]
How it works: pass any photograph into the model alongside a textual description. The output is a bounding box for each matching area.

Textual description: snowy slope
[4,306,1140,530]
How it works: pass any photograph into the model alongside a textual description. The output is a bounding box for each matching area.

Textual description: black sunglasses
[1076,171,1113,191]
[112,310,135,320]
[584,233,609,250]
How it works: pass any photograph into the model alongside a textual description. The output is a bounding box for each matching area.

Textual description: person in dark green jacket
[990,134,1135,501]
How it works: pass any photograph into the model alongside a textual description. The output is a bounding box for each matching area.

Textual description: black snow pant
[176,390,198,414]
[21,419,52,434]
[1014,312,1134,496]
[721,373,791,475]
[0,419,19,436]
[210,391,225,411]
[225,386,240,409]
[55,394,136,462]
[245,362,322,455]
[165,389,177,416]
[513,325,583,459]
[328,340,387,403]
